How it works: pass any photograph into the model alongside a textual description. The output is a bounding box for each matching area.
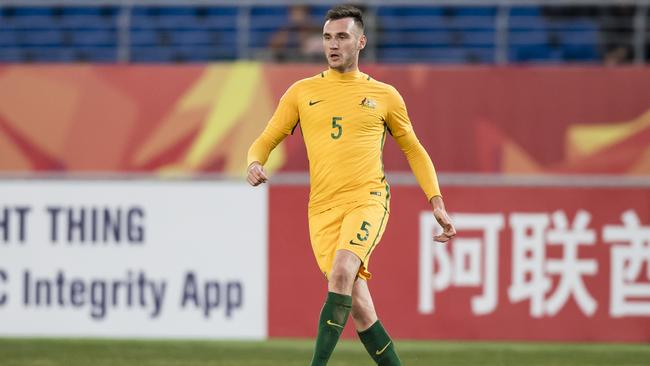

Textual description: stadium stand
[0,1,647,64]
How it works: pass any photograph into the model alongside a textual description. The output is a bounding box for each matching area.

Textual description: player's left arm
[385,87,456,243]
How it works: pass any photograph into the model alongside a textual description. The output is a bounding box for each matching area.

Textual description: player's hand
[246,162,268,187]
[430,196,456,243]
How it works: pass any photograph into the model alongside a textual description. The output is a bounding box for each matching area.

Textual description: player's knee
[328,268,355,293]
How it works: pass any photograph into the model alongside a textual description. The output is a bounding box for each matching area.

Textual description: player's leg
[328,249,362,294]
[309,206,358,366]
[309,201,389,366]
[337,201,400,365]
[311,249,359,366]
[350,278,377,330]
[352,279,402,366]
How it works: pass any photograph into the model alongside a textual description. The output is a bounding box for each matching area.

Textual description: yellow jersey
[248,68,441,214]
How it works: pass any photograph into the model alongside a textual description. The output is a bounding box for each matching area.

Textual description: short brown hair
[325,5,364,30]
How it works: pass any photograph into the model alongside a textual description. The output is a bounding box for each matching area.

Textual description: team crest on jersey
[359,97,377,109]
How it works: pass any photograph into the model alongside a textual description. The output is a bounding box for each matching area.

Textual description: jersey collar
[324,68,364,81]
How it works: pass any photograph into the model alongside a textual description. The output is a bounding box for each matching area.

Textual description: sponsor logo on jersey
[309,100,324,106]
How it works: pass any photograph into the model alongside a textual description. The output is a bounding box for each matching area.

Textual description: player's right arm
[246,82,300,187]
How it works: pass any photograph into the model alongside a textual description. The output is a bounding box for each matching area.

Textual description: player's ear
[358,34,367,50]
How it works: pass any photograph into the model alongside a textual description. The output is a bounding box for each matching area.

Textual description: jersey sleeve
[386,86,442,201]
[247,82,300,166]
[385,86,413,138]
[394,131,442,201]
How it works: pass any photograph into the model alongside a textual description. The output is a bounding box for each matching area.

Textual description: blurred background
[0,0,648,64]
[0,0,649,362]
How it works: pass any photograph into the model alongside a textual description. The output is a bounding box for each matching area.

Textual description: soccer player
[247,5,456,366]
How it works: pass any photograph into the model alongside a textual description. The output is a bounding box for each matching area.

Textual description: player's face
[322,18,366,72]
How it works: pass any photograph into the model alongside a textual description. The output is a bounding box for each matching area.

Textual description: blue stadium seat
[59,14,116,28]
[0,46,113,62]
[167,29,238,48]
[511,45,563,62]
[453,6,497,17]
[0,48,24,62]
[442,16,495,30]
[130,47,176,62]
[203,7,238,17]
[169,30,213,45]
[377,6,444,17]
[249,16,290,31]
[76,47,117,62]
[251,6,287,17]
[0,31,17,46]
[549,18,599,32]
[0,4,609,64]
[563,45,599,61]
[509,15,548,30]
[249,30,274,48]
[4,14,59,28]
[509,30,550,45]
[10,7,53,16]
[141,6,197,17]
[130,13,159,29]
[15,30,63,46]
[379,15,447,30]
[72,30,116,46]
[378,46,494,64]
[440,47,494,63]
[377,31,454,47]
[558,30,598,45]
[309,6,330,18]
[182,46,233,61]
[130,30,159,46]
[131,6,237,29]
[376,47,417,62]
[131,45,236,62]
[62,7,103,16]
[459,30,495,46]
[510,6,542,16]
[151,15,211,29]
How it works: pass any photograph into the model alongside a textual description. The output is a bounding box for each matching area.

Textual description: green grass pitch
[1,338,649,366]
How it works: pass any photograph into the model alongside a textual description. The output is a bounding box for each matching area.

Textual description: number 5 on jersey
[331,116,343,139]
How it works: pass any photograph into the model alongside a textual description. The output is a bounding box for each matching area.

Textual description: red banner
[1,64,649,176]
[269,184,650,341]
